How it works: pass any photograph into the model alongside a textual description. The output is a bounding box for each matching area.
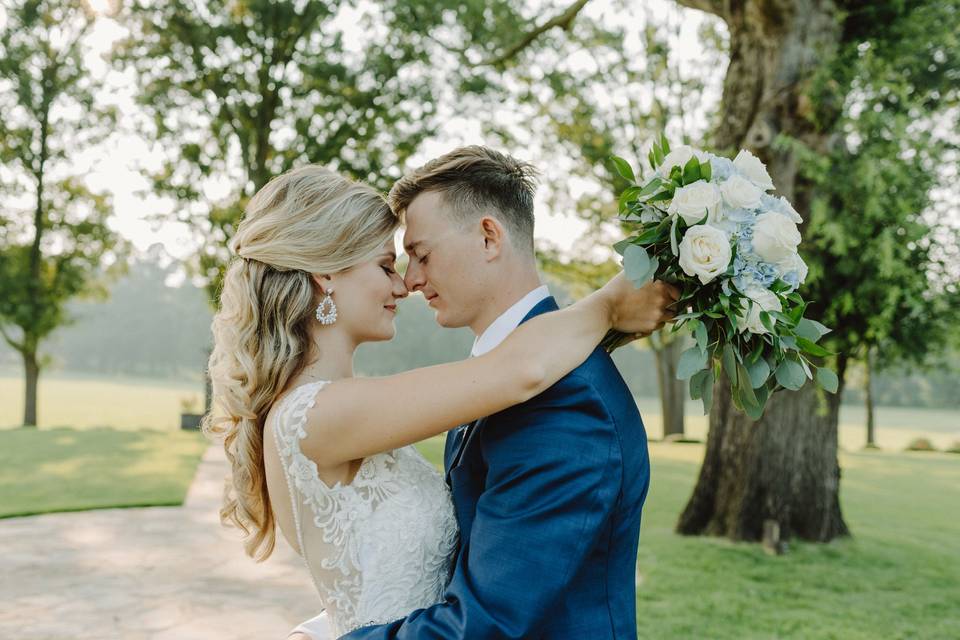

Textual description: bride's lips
[384,304,397,314]
[425,293,439,306]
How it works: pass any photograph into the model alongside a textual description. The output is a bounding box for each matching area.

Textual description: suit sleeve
[339,372,621,640]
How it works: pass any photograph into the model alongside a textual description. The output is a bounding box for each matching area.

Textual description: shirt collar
[470,285,551,357]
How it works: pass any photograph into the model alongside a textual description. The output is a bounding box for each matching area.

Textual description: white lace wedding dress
[269,381,459,639]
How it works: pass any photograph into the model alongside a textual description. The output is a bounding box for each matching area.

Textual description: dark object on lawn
[905,437,937,452]
[762,519,788,556]
[180,413,203,430]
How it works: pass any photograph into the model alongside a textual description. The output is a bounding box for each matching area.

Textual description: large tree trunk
[652,332,687,439]
[675,0,849,543]
[677,364,850,541]
[22,349,39,428]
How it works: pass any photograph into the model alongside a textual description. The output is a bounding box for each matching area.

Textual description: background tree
[112,0,442,302]
[427,0,959,543]
[0,0,126,427]
[673,0,959,544]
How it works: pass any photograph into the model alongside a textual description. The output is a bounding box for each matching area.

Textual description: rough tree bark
[675,0,850,542]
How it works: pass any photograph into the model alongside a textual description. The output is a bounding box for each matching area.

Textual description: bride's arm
[301,273,677,466]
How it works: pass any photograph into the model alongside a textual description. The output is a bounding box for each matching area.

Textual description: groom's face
[402,190,492,330]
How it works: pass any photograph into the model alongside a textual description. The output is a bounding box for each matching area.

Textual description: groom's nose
[404,259,425,292]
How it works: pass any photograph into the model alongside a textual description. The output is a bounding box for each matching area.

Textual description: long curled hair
[203,165,399,561]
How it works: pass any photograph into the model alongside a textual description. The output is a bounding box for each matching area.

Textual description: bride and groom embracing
[205,146,679,639]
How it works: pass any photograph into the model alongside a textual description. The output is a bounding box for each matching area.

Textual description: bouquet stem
[600,328,635,353]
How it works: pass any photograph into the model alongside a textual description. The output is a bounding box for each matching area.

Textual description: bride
[204,165,675,639]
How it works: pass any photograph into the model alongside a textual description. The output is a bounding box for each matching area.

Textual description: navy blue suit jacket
[341,297,650,639]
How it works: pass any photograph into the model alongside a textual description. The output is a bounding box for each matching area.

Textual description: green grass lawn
[4,417,957,638]
[0,427,208,518]
[0,373,203,431]
[416,437,960,640]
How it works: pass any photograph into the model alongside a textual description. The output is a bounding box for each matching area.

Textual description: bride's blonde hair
[203,165,399,561]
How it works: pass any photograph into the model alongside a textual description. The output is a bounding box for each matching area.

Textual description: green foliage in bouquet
[606,135,838,420]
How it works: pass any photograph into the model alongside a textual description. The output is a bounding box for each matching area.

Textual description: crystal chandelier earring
[315,288,338,325]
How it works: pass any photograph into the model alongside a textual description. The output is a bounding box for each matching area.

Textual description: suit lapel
[444,296,561,486]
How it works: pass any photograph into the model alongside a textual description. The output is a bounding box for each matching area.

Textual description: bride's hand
[601,272,680,338]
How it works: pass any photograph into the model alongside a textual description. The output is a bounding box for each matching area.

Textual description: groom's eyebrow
[404,240,423,254]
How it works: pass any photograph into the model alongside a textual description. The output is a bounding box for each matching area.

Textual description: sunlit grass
[0,427,208,518]
[415,437,960,639]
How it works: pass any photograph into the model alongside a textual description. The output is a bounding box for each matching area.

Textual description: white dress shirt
[470,285,551,357]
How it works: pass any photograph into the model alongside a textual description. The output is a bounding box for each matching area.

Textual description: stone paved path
[0,446,320,639]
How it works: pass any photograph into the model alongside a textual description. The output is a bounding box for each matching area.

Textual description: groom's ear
[479,215,506,261]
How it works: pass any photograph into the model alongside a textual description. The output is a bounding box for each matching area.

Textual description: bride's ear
[310,273,334,295]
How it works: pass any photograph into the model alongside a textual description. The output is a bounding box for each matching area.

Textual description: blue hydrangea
[707,155,736,181]
[725,207,756,223]
[782,270,801,292]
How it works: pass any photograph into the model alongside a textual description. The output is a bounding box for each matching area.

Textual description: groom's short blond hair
[388,146,539,254]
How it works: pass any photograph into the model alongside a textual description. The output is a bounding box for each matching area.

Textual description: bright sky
[66,0,717,266]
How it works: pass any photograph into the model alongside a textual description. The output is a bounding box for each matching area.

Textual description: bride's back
[263,380,459,637]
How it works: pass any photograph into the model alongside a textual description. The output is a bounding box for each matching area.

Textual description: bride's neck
[299,330,357,383]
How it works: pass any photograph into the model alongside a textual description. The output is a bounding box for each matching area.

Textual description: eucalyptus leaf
[690,369,709,400]
[613,238,632,256]
[796,336,832,357]
[746,358,770,389]
[623,244,651,286]
[618,186,641,212]
[722,344,738,386]
[695,322,709,351]
[737,361,758,406]
[611,156,636,183]
[670,214,680,256]
[637,178,663,198]
[775,359,806,391]
[816,367,839,393]
[701,369,714,415]
[677,346,709,380]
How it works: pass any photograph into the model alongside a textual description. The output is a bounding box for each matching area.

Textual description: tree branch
[673,0,727,20]
[0,323,25,353]
[481,0,592,66]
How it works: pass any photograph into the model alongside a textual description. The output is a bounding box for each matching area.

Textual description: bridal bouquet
[605,135,838,419]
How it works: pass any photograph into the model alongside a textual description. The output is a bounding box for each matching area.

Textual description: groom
[342,146,674,639]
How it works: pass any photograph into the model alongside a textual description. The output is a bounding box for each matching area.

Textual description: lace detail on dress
[271,381,459,637]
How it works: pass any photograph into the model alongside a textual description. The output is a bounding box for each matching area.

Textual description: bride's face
[325,237,408,343]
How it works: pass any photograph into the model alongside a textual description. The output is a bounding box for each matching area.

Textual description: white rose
[778,252,808,282]
[752,211,801,263]
[658,145,707,175]
[678,224,732,285]
[720,175,763,209]
[738,286,783,334]
[668,181,722,226]
[733,149,775,191]
[777,196,803,223]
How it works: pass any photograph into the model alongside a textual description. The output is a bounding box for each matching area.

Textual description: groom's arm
[340,368,620,640]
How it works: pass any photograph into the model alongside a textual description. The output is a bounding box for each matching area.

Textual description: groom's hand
[608,275,680,338]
